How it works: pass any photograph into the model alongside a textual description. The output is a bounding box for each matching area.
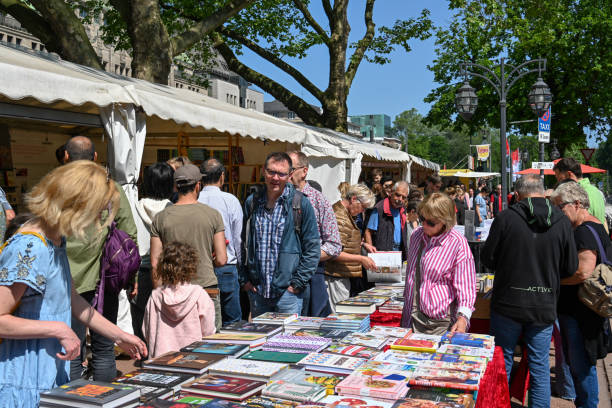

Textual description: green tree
[425,0,612,153]
[0,0,253,83]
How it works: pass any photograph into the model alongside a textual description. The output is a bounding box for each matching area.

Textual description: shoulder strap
[293,191,303,236]
[584,224,611,266]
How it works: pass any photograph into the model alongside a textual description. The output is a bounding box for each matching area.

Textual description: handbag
[578,224,612,317]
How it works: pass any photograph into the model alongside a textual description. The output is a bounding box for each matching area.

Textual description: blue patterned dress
[0,233,72,407]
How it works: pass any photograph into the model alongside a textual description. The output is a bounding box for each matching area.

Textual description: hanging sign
[538,107,551,143]
[476,144,490,161]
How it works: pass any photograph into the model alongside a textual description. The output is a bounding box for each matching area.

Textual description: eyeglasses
[383,184,393,189]
[558,202,574,210]
[265,168,291,179]
[419,215,439,227]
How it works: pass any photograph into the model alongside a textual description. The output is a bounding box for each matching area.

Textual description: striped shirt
[302,182,342,258]
[401,227,477,328]
[254,186,289,298]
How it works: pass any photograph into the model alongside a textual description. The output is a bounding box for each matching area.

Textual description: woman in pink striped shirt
[400,193,477,334]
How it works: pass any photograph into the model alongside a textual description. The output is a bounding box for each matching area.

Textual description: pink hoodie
[143,283,216,358]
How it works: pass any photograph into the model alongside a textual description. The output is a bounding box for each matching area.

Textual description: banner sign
[476,144,490,161]
[532,161,554,170]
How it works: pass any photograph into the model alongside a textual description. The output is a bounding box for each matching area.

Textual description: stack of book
[262,379,327,403]
[201,333,267,349]
[180,341,250,358]
[390,332,441,353]
[368,326,411,338]
[262,334,331,354]
[336,365,410,400]
[252,312,298,326]
[220,321,283,337]
[240,350,308,364]
[284,316,324,332]
[377,299,404,314]
[39,379,140,408]
[320,313,370,332]
[179,375,266,401]
[113,369,194,403]
[292,328,353,341]
[339,332,389,350]
[440,332,495,351]
[206,358,288,381]
[270,368,345,396]
[324,343,382,360]
[335,299,378,314]
[297,352,366,375]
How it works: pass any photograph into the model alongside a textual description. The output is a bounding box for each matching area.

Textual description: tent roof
[515,159,606,175]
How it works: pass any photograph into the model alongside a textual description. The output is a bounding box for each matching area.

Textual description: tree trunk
[126,0,172,84]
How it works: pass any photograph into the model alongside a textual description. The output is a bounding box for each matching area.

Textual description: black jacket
[481,197,578,325]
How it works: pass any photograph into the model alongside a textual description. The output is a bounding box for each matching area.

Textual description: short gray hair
[515,175,544,196]
[550,182,590,209]
[393,181,410,192]
[346,183,376,209]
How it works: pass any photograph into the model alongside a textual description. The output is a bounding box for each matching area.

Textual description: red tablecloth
[370,313,511,408]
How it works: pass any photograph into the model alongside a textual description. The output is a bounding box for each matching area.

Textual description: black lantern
[455,81,478,121]
[521,149,530,163]
[528,77,552,117]
[550,139,560,160]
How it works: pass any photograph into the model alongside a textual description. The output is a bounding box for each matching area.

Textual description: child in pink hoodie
[143,242,216,358]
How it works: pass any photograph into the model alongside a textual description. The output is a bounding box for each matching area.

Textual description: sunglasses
[419,215,439,227]
[558,201,574,210]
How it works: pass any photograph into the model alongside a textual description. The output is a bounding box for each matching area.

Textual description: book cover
[325,343,381,360]
[374,349,435,364]
[292,329,353,341]
[125,384,174,404]
[181,375,266,400]
[402,386,475,408]
[252,312,298,325]
[202,333,267,344]
[335,300,377,314]
[440,332,494,349]
[352,296,389,306]
[113,369,193,390]
[436,344,493,360]
[368,326,411,338]
[263,380,327,402]
[241,350,308,364]
[207,358,288,379]
[180,341,249,357]
[172,394,213,405]
[320,395,395,408]
[40,379,139,406]
[263,334,331,353]
[407,367,482,391]
[390,333,441,353]
[298,352,366,374]
[429,353,487,366]
[244,396,301,408]
[143,352,225,374]
[136,397,204,407]
[271,368,345,395]
[220,322,282,336]
[336,372,409,400]
[391,399,467,408]
[339,333,388,349]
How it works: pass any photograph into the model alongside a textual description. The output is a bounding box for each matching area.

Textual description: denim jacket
[240,184,320,298]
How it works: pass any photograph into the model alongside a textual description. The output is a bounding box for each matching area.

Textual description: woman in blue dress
[474,186,489,227]
[0,161,147,407]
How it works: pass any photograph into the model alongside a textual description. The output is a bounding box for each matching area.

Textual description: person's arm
[232,199,243,266]
[150,236,163,288]
[0,283,80,360]
[364,211,378,253]
[213,231,228,267]
[71,285,147,359]
[335,251,377,270]
[198,289,216,337]
[449,244,477,333]
[0,187,14,221]
[290,199,320,293]
[561,249,597,285]
[319,201,343,262]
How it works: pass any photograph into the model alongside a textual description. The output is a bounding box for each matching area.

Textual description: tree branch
[345,0,375,88]
[219,26,325,102]
[107,0,130,22]
[0,0,63,52]
[291,0,329,45]
[211,33,324,127]
[322,0,333,22]
[171,0,253,55]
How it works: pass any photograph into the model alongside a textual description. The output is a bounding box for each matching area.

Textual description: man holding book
[241,152,320,316]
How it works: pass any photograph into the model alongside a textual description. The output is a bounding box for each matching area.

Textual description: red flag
[512,149,520,164]
[506,139,510,155]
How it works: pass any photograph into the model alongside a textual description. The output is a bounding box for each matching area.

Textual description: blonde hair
[418,192,456,231]
[346,183,376,209]
[337,182,350,198]
[167,156,192,170]
[25,161,119,239]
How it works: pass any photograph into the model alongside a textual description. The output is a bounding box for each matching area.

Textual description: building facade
[349,114,392,142]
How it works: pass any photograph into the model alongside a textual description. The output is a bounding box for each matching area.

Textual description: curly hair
[156,242,199,286]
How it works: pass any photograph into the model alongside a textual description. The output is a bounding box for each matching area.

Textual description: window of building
[31,42,37,50]
[253,102,256,110]
[7,35,13,43]
[288,112,296,119]
[40,45,45,52]
[115,64,119,74]
[0,34,4,42]
[15,38,21,46]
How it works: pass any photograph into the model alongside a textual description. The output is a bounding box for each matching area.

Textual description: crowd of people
[0,136,610,407]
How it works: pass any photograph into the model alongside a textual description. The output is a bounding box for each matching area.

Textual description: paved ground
[114,344,612,407]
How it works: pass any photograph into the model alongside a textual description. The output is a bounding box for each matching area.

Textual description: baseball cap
[174,164,203,187]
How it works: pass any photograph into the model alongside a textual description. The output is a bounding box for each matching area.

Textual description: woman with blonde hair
[400,193,476,334]
[325,183,377,311]
[0,161,147,407]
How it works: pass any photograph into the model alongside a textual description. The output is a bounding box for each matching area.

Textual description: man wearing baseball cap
[150,164,228,330]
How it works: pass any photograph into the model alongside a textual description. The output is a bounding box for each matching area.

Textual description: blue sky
[239,1,453,123]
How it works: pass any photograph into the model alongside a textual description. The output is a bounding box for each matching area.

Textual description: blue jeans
[214,264,242,326]
[248,289,304,317]
[130,266,153,342]
[70,289,118,382]
[490,310,553,408]
[558,314,599,408]
[302,266,332,317]
[553,319,576,400]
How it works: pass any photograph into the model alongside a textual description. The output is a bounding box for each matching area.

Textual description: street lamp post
[455,58,552,210]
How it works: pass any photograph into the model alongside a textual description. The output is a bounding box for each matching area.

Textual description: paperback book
[220,322,283,337]
[402,386,475,408]
[113,369,193,391]
[39,379,140,408]
[143,352,225,375]
[263,380,327,402]
[241,350,308,364]
[339,332,388,349]
[292,328,353,341]
[336,372,409,400]
[207,358,288,380]
[377,300,404,314]
[180,341,250,357]
[320,395,395,408]
[252,312,298,325]
[390,333,441,353]
[263,334,331,353]
[440,332,494,349]
[374,349,435,364]
[271,368,345,395]
[367,326,411,338]
[180,375,266,401]
[170,394,213,406]
[124,384,174,404]
[436,344,494,360]
[285,316,325,330]
[325,343,382,360]
[335,299,377,314]
[407,367,482,391]
[201,333,267,348]
[243,396,301,408]
[298,352,366,375]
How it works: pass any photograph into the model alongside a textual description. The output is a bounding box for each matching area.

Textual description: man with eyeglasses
[240,152,321,316]
[365,181,410,260]
[288,151,342,317]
